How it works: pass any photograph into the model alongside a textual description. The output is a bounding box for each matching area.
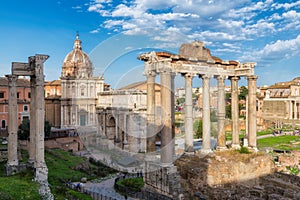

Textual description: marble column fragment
[184,73,194,152]
[216,76,226,150]
[247,75,258,149]
[201,75,211,153]
[6,75,19,167]
[230,76,240,149]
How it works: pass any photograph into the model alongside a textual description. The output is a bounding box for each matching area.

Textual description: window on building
[81,88,85,96]
[0,92,4,98]
[1,120,5,129]
[17,92,20,99]
[24,105,28,112]
[28,92,31,98]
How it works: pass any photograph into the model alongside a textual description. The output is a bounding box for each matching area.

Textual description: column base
[35,165,49,184]
[216,146,227,151]
[184,151,195,156]
[231,144,241,150]
[243,138,249,147]
[248,147,258,152]
[160,162,174,168]
[200,149,213,154]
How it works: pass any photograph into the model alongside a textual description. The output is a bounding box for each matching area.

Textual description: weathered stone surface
[175,151,300,200]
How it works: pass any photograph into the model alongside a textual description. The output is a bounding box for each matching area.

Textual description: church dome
[61,34,93,79]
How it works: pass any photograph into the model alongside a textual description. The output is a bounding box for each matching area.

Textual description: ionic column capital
[182,73,195,79]
[229,76,240,81]
[246,75,258,81]
[145,70,156,78]
[200,74,212,80]
[6,74,18,86]
[216,75,226,81]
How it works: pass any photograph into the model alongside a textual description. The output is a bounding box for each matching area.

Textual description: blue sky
[0,0,300,88]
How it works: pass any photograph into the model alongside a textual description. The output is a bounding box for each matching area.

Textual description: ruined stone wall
[175,152,300,199]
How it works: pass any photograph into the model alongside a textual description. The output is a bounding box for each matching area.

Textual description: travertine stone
[184,73,194,152]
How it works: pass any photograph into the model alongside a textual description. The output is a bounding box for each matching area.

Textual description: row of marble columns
[146,70,258,164]
[290,101,300,120]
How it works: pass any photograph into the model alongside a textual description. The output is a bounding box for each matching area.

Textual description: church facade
[60,34,105,128]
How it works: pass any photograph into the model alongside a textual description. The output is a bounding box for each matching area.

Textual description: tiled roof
[0,77,30,87]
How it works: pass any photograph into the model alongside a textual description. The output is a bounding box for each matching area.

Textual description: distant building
[0,77,31,136]
[96,81,161,153]
[260,77,300,125]
[60,34,105,128]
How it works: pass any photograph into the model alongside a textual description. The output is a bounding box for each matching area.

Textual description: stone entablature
[139,41,258,199]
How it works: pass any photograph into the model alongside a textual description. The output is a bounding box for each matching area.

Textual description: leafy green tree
[195,120,203,139]
[176,97,185,105]
[239,86,248,100]
[18,118,30,140]
[18,119,52,140]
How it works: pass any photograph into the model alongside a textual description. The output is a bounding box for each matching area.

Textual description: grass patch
[0,148,116,200]
[116,177,144,192]
[225,133,245,141]
[46,149,116,200]
[0,163,40,200]
[257,129,273,136]
[258,135,300,150]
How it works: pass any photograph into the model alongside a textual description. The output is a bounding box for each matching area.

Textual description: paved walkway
[74,177,138,200]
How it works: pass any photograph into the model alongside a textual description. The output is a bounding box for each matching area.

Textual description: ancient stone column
[31,55,49,183]
[201,75,211,153]
[289,101,293,119]
[183,73,194,152]
[294,101,298,120]
[160,70,173,164]
[216,76,226,150]
[171,73,176,156]
[146,71,156,153]
[115,110,119,142]
[230,76,240,149]
[29,76,36,164]
[123,113,128,145]
[247,75,258,149]
[6,75,19,167]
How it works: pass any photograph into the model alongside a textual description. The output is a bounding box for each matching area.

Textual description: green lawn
[257,135,300,150]
[0,148,117,200]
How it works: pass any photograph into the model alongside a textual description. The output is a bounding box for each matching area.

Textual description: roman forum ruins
[139,41,258,199]
[139,41,257,161]
[5,55,51,193]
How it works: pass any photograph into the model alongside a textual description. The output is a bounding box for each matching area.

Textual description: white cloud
[274,1,300,10]
[241,34,300,64]
[88,3,104,12]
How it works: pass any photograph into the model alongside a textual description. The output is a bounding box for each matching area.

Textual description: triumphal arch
[139,41,257,199]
